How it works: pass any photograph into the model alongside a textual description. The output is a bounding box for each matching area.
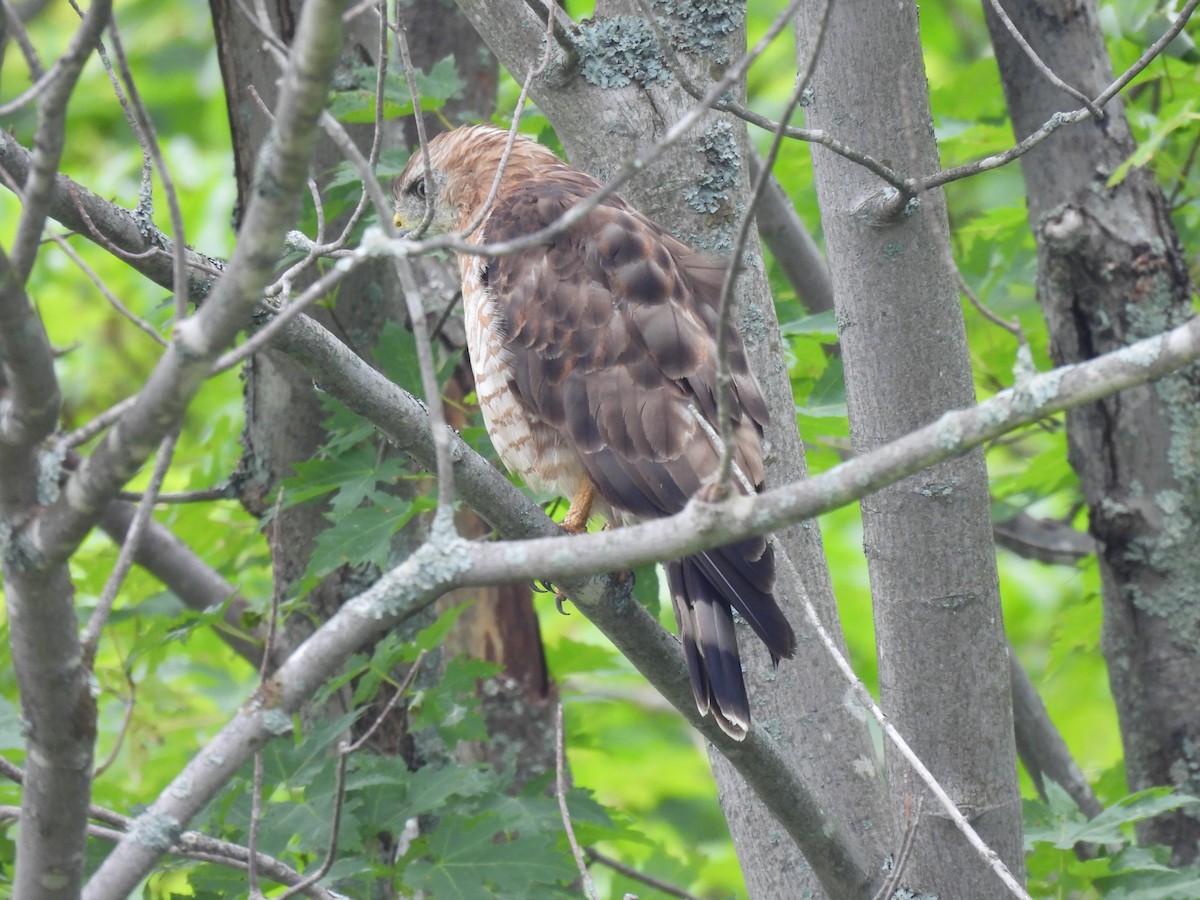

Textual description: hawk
[393,125,796,739]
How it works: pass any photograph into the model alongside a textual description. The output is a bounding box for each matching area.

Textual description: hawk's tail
[666,538,796,741]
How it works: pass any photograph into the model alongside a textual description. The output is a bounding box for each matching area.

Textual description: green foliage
[327,57,464,124]
[1025,783,1200,898]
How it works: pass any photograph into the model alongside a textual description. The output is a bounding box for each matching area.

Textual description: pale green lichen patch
[129,810,182,852]
[260,708,294,736]
[916,480,956,501]
[683,120,741,215]
[650,0,744,63]
[359,538,473,620]
[576,17,669,89]
[1011,366,1066,417]
[168,775,194,799]
[933,415,964,451]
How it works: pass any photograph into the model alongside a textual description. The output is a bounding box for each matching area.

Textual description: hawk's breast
[461,255,586,500]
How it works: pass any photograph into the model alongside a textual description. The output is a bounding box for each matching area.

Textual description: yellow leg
[554,479,597,614]
[560,478,596,534]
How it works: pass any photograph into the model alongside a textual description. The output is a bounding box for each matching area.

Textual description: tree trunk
[796,2,1025,895]
[986,0,1200,861]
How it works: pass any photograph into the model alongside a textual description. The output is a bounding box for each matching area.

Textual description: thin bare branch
[100,9,191,321]
[556,704,599,900]
[747,150,834,314]
[0,0,44,78]
[9,0,112,285]
[92,670,136,778]
[583,848,702,900]
[984,0,1101,116]
[59,396,137,449]
[1095,0,1200,106]
[46,232,169,347]
[81,428,180,663]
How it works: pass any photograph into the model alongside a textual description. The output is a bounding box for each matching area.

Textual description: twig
[46,232,168,347]
[344,648,427,753]
[115,485,235,503]
[984,0,1101,117]
[92,669,136,778]
[81,428,180,664]
[453,0,557,243]
[393,20,438,239]
[746,150,834,315]
[1094,0,1199,107]
[583,847,702,900]
[0,0,44,78]
[956,271,1023,342]
[59,396,138,448]
[0,56,67,116]
[211,248,373,373]
[556,704,599,900]
[870,793,924,900]
[247,747,268,898]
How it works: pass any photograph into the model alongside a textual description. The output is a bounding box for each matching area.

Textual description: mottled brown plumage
[393,125,796,739]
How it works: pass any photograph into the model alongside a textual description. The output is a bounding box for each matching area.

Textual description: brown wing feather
[483,165,796,737]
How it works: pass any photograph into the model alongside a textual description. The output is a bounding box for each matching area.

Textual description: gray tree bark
[795,2,1025,895]
[985,0,1200,862]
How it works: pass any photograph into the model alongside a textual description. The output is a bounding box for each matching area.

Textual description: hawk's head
[392,125,562,238]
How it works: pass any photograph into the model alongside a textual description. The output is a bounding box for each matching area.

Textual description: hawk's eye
[408,177,427,200]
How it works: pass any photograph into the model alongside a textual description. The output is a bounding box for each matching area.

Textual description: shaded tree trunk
[986,0,1200,862]
[796,2,1025,895]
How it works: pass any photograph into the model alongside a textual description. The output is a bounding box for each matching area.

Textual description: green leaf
[328,57,463,124]
[630,562,661,617]
[1069,788,1199,847]
[283,446,408,511]
[403,812,571,899]
[797,354,847,419]
[779,310,839,342]
[0,696,23,752]
[1108,101,1199,187]
[304,494,416,579]
[375,319,458,394]
[399,764,496,819]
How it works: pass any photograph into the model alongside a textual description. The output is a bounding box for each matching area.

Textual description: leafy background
[0,0,1198,895]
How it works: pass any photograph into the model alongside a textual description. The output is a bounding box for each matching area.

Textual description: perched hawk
[393,125,796,739]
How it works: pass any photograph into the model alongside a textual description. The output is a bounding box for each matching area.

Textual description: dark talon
[555,591,571,615]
